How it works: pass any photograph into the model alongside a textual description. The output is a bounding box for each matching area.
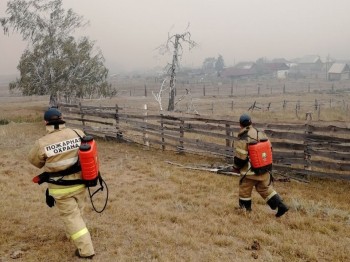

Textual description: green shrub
[0,119,10,125]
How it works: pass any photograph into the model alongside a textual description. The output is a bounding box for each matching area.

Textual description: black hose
[88,176,108,213]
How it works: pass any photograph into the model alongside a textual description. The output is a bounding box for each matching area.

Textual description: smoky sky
[1,0,350,75]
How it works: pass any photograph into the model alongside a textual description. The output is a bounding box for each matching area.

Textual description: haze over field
[1,0,350,75]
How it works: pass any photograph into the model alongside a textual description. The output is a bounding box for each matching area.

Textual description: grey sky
[1,0,350,75]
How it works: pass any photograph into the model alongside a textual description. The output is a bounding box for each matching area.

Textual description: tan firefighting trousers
[239,172,277,202]
[53,188,95,257]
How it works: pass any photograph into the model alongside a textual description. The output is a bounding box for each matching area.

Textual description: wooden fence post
[143,104,149,148]
[305,112,312,121]
[178,119,185,154]
[249,101,257,111]
[203,85,206,96]
[318,104,321,120]
[160,114,165,151]
[115,104,123,141]
[295,101,300,119]
[304,124,312,179]
[144,85,147,97]
[79,102,85,126]
[124,105,128,123]
[225,123,233,163]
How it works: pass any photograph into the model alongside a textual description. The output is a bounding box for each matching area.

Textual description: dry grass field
[0,80,350,262]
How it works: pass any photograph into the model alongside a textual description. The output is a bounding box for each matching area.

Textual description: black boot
[276,201,289,217]
[239,199,252,211]
[75,249,95,259]
[267,194,289,217]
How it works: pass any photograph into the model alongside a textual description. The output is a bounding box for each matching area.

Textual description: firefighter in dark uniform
[28,108,95,259]
[233,114,289,217]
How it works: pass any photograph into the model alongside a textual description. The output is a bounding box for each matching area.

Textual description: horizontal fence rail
[59,102,350,181]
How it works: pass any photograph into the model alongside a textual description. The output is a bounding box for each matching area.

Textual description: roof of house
[262,63,289,71]
[296,55,322,64]
[328,63,350,74]
[233,62,255,69]
[222,63,257,77]
[271,58,290,63]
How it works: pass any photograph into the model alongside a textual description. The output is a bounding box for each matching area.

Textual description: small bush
[0,119,10,125]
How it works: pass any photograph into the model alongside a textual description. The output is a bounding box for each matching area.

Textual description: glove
[32,173,47,185]
[45,188,55,208]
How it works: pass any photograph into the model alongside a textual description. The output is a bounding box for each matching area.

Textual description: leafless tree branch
[152,78,169,111]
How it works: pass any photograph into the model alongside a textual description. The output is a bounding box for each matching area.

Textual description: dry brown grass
[0,92,350,261]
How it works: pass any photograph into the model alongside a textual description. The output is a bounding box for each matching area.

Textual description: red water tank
[248,139,273,170]
[79,135,99,182]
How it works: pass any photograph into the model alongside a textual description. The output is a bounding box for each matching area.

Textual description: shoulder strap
[246,127,260,142]
[72,129,83,141]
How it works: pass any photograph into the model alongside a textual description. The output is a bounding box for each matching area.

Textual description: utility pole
[326,53,330,81]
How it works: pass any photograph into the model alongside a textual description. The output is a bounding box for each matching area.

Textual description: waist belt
[37,162,85,186]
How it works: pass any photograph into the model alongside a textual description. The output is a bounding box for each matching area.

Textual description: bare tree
[157,27,197,111]
[175,88,198,114]
[152,78,168,111]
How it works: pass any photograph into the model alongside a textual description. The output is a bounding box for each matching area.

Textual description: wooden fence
[59,102,350,181]
[113,77,350,98]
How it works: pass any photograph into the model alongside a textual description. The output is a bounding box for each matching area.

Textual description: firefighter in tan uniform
[28,108,95,259]
[233,114,288,217]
